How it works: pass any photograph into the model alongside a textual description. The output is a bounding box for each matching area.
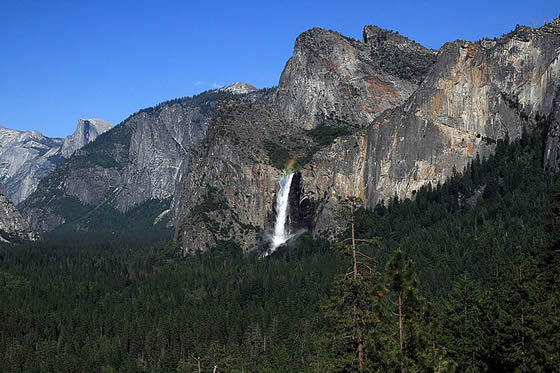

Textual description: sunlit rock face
[0,118,111,205]
[21,88,270,233]
[61,119,112,158]
[273,27,436,130]
[219,82,258,95]
[175,26,433,252]
[21,98,214,232]
[302,20,560,236]
[175,99,291,253]
[176,20,560,250]
[0,126,63,204]
[0,193,36,242]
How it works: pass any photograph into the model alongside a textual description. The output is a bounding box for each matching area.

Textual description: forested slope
[1,132,558,372]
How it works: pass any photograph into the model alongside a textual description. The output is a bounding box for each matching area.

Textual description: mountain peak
[78,118,112,132]
[362,25,433,52]
[218,82,258,95]
[61,118,112,158]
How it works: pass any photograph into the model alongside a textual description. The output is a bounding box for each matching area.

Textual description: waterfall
[267,172,295,254]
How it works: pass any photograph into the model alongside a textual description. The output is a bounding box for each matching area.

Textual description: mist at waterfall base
[262,172,306,257]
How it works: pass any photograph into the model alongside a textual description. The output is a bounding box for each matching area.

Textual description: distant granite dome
[61,118,113,158]
[0,118,112,204]
[218,82,258,95]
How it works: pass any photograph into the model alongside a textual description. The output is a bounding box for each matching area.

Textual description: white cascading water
[268,172,295,254]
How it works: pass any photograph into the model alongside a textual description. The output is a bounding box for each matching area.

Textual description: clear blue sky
[1,0,558,138]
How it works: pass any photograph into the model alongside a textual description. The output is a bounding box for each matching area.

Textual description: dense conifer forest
[1,130,559,372]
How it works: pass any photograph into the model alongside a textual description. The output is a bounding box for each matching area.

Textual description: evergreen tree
[372,249,454,372]
[322,197,381,372]
[443,273,489,371]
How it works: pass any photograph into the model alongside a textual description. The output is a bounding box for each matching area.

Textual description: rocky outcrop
[302,19,560,235]
[175,19,560,251]
[0,119,112,204]
[117,86,269,212]
[273,27,435,130]
[0,194,36,242]
[175,27,437,252]
[0,127,63,204]
[362,25,438,84]
[21,122,131,232]
[285,172,313,234]
[61,119,112,158]
[219,82,258,95]
[174,99,309,252]
[114,101,208,211]
[258,171,313,255]
[545,86,560,173]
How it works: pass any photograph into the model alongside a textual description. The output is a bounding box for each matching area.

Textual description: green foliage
[442,250,560,372]
[369,45,437,84]
[327,129,559,371]
[322,271,380,372]
[306,125,351,146]
[353,130,554,296]
[263,140,293,170]
[189,187,229,234]
[368,250,453,372]
[74,121,133,169]
[0,229,25,244]
[0,236,343,372]
[320,198,381,372]
[137,90,230,118]
[264,124,352,170]
[1,128,559,371]
[134,86,275,119]
[190,187,228,217]
[442,274,489,371]
[48,197,173,241]
[19,123,133,215]
[296,120,353,168]
[52,195,93,222]
[72,152,121,169]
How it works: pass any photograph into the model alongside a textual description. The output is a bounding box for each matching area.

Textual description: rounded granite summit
[218,82,258,95]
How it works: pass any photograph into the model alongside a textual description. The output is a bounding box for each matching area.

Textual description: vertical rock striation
[175,26,438,251]
[301,19,560,235]
[0,127,63,204]
[114,102,208,211]
[175,19,560,251]
[175,99,299,252]
[0,193,36,242]
[61,119,113,158]
[0,118,112,204]
[21,87,270,233]
[274,27,436,130]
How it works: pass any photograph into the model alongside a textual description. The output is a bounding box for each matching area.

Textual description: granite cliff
[174,99,315,252]
[61,119,113,158]
[0,119,112,204]
[306,19,560,236]
[21,86,271,233]
[273,27,436,130]
[0,193,36,242]
[175,19,560,251]
[15,20,560,248]
[175,27,436,251]
[0,127,63,204]
[219,82,258,95]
